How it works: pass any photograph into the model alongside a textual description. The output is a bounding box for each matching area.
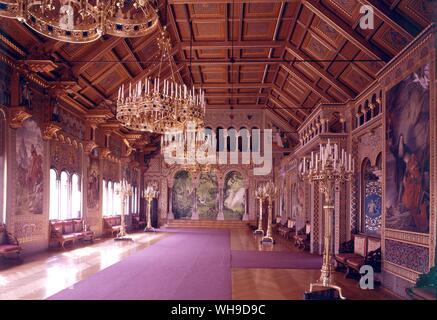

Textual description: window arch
[227,127,237,152]
[251,127,260,152]
[0,110,5,223]
[102,179,107,216]
[216,127,225,152]
[71,174,82,219]
[49,169,59,220]
[49,169,83,220]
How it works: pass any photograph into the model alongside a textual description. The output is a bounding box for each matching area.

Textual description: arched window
[71,174,82,219]
[113,182,120,215]
[216,127,225,152]
[60,171,70,219]
[49,169,59,220]
[107,181,113,216]
[0,110,5,223]
[227,127,237,152]
[251,127,260,152]
[102,179,107,216]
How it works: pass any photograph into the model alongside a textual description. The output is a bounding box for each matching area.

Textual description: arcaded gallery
[0,0,435,303]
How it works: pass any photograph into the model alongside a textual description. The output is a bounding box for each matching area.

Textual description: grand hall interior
[0,0,436,301]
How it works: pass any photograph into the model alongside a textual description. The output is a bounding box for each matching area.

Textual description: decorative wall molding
[8,107,32,129]
[384,261,419,283]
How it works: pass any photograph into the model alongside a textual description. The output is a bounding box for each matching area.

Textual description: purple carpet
[48,229,231,300]
[231,250,322,269]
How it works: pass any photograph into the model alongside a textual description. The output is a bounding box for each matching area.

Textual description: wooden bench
[103,216,122,237]
[131,213,146,230]
[0,223,21,260]
[293,222,311,250]
[277,219,296,240]
[335,234,381,279]
[49,219,94,249]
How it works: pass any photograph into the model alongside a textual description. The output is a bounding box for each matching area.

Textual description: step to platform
[166,219,254,229]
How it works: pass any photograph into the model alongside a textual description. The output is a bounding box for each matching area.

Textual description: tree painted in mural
[385,63,430,233]
[172,170,194,219]
[197,172,219,220]
[223,171,245,220]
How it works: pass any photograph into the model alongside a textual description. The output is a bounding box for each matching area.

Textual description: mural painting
[87,158,100,209]
[15,119,43,215]
[223,171,245,220]
[385,64,430,233]
[196,172,219,220]
[292,178,304,220]
[172,170,194,219]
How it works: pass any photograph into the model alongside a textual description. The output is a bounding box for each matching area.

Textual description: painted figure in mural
[87,168,99,209]
[15,119,43,215]
[21,79,32,110]
[386,64,430,233]
[27,144,43,191]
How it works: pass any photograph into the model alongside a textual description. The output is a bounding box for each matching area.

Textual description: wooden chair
[0,223,21,260]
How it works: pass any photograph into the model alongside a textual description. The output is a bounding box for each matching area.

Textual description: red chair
[0,223,21,260]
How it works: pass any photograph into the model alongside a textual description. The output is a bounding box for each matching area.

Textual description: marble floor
[0,228,401,300]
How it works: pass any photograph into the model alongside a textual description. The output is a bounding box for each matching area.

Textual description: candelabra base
[309,279,346,300]
[260,236,275,245]
[253,229,264,236]
[144,227,156,232]
[114,235,133,242]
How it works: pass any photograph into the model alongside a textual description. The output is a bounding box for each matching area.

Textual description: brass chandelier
[116,28,206,134]
[0,0,159,43]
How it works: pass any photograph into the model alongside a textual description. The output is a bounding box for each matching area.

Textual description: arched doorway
[172,170,194,219]
[223,171,245,220]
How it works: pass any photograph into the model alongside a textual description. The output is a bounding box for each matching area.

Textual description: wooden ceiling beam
[71,37,123,74]
[360,0,420,38]
[264,108,299,141]
[179,41,284,49]
[269,96,303,125]
[199,83,271,89]
[285,45,356,99]
[206,93,268,99]
[271,85,311,118]
[303,0,391,62]
[279,63,332,103]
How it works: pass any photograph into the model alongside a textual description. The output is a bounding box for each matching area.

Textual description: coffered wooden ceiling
[0,0,433,146]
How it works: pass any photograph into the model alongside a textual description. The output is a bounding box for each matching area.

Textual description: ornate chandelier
[0,0,159,43]
[116,28,206,134]
[161,122,215,173]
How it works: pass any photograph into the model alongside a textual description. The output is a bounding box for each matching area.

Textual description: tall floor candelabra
[261,181,278,244]
[115,180,133,241]
[144,182,160,232]
[254,184,269,235]
[301,139,354,299]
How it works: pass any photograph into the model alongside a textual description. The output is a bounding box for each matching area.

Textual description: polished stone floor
[0,228,401,300]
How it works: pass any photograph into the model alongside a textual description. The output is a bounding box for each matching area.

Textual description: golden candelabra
[301,139,354,299]
[115,180,133,241]
[261,181,277,245]
[254,184,269,236]
[143,182,159,232]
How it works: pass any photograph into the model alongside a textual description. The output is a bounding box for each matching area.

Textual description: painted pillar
[168,181,174,220]
[217,181,224,220]
[242,187,249,221]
